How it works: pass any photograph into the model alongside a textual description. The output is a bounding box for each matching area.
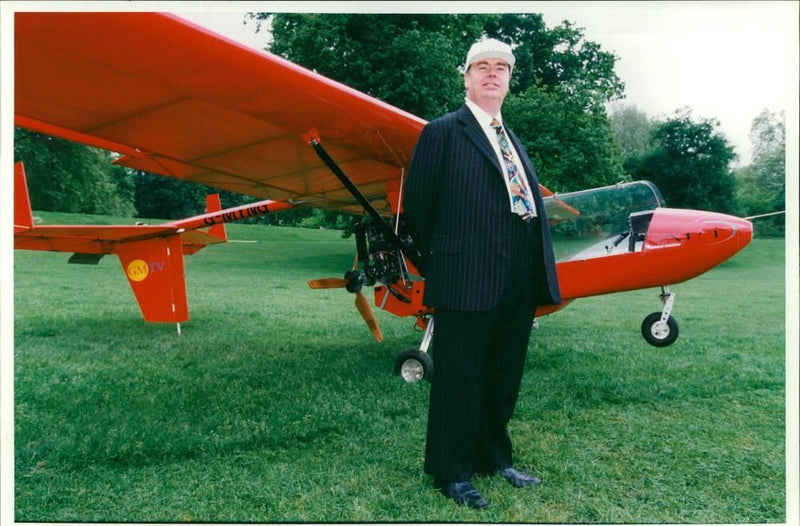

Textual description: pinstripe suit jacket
[404,104,561,311]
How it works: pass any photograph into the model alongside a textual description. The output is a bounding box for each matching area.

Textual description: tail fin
[115,236,189,323]
[205,194,227,241]
[14,162,34,232]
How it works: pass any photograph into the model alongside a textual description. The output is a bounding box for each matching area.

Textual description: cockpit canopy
[543,181,666,262]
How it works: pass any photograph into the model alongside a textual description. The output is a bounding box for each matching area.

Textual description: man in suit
[403,38,562,510]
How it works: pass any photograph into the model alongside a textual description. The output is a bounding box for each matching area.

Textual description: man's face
[464,58,511,107]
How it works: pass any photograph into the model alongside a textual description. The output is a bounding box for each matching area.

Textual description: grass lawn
[13,212,786,523]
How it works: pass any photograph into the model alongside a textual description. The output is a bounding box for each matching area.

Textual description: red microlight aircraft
[13,12,753,382]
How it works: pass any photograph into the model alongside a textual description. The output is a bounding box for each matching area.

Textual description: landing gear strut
[394,317,434,383]
[641,286,679,347]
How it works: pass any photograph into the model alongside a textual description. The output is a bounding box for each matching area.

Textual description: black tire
[641,312,679,347]
[394,349,434,383]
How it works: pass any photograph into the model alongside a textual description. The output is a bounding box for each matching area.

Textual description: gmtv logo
[126,259,165,282]
[126,259,149,282]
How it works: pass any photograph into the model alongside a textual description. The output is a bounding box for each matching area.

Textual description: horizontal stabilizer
[181,229,228,255]
[69,253,104,265]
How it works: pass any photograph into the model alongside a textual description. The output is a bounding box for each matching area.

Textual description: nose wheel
[641,286,680,347]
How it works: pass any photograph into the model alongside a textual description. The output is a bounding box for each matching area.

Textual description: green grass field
[14,212,786,523]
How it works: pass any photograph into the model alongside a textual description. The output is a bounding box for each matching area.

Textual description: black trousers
[424,217,542,483]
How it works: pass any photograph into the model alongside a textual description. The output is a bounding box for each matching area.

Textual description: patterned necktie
[491,118,536,220]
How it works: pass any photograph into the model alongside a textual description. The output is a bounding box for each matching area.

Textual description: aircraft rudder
[14,162,34,231]
[205,193,227,241]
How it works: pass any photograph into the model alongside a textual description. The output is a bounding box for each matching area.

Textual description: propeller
[308,268,384,343]
[354,288,384,343]
[307,278,349,289]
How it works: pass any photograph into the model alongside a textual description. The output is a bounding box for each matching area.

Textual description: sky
[178,1,799,167]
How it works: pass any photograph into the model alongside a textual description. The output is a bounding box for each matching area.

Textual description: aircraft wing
[15,12,429,216]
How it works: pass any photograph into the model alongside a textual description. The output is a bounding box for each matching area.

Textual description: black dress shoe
[501,467,542,488]
[438,481,489,509]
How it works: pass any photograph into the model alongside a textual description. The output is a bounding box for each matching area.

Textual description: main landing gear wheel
[394,349,433,383]
[641,312,679,347]
[395,316,435,384]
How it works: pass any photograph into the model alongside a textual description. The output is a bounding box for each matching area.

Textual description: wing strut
[306,136,425,274]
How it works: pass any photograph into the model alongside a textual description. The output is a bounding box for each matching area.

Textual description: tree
[263,13,490,120]
[134,172,258,221]
[749,108,785,161]
[495,15,628,191]
[629,109,738,213]
[14,128,136,216]
[133,171,208,220]
[609,103,653,167]
[735,109,785,236]
[504,84,626,192]
[492,17,624,112]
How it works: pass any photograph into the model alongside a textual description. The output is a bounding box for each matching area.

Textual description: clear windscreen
[544,181,666,262]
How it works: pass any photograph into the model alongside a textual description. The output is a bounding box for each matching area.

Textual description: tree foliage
[749,108,785,161]
[609,104,653,164]
[14,128,136,216]
[735,109,785,236]
[494,17,625,111]
[504,85,626,192]
[264,13,486,120]
[627,109,738,214]
[133,172,208,220]
[496,15,628,191]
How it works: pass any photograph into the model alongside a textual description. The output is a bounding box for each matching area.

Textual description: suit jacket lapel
[457,105,504,175]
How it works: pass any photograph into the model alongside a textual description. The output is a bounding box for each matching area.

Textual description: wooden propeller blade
[307,278,349,289]
[355,291,384,343]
